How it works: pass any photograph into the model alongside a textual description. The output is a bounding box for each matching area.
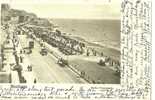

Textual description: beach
[50,18,121,59]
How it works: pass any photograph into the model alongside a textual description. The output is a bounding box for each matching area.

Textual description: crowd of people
[17,25,120,71]
[21,26,86,55]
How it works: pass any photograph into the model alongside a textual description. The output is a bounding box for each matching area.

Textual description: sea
[50,18,120,51]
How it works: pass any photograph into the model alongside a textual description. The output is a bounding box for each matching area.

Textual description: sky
[7,0,120,19]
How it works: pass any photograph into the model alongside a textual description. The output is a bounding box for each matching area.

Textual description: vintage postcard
[0,0,151,100]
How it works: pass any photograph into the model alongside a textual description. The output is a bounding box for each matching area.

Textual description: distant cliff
[1,3,53,28]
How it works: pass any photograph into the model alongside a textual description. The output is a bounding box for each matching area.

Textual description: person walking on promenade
[34,78,37,83]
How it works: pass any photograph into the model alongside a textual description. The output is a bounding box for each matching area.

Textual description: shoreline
[65,34,120,51]
[65,34,120,59]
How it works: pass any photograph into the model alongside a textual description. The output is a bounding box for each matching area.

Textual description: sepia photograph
[0,1,121,84]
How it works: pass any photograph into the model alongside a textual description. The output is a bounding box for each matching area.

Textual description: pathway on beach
[69,58,120,84]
